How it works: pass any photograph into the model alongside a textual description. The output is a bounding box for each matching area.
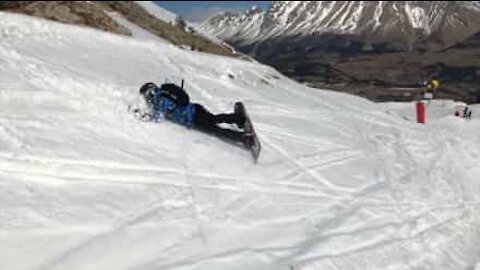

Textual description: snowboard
[235,102,261,164]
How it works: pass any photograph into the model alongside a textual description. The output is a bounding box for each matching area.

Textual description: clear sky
[155,1,270,22]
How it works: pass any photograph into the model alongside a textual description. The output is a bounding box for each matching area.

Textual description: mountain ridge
[202,1,480,51]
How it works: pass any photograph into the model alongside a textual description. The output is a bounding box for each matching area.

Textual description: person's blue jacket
[150,86,195,127]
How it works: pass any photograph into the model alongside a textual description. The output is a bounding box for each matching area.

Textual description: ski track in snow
[0,11,480,270]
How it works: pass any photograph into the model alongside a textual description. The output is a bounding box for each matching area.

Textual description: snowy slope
[107,12,170,43]
[1,11,480,270]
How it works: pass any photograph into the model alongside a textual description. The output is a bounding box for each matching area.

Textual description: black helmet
[139,82,157,95]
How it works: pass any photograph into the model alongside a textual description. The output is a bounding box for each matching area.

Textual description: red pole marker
[416,101,425,124]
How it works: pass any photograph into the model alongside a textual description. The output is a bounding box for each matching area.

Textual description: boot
[234,102,246,129]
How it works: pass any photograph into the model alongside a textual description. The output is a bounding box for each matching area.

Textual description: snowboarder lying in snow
[138,82,254,147]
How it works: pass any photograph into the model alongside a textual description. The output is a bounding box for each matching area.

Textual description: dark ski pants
[192,103,245,143]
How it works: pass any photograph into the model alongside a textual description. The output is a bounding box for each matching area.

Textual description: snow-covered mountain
[200,1,480,104]
[202,1,480,50]
[1,9,480,270]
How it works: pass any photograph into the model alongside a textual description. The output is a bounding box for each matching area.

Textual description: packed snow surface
[0,11,480,270]
[107,12,169,43]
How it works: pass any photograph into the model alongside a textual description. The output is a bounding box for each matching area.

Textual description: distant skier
[137,82,254,147]
[424,75,440,100]
[463,106,472,120]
